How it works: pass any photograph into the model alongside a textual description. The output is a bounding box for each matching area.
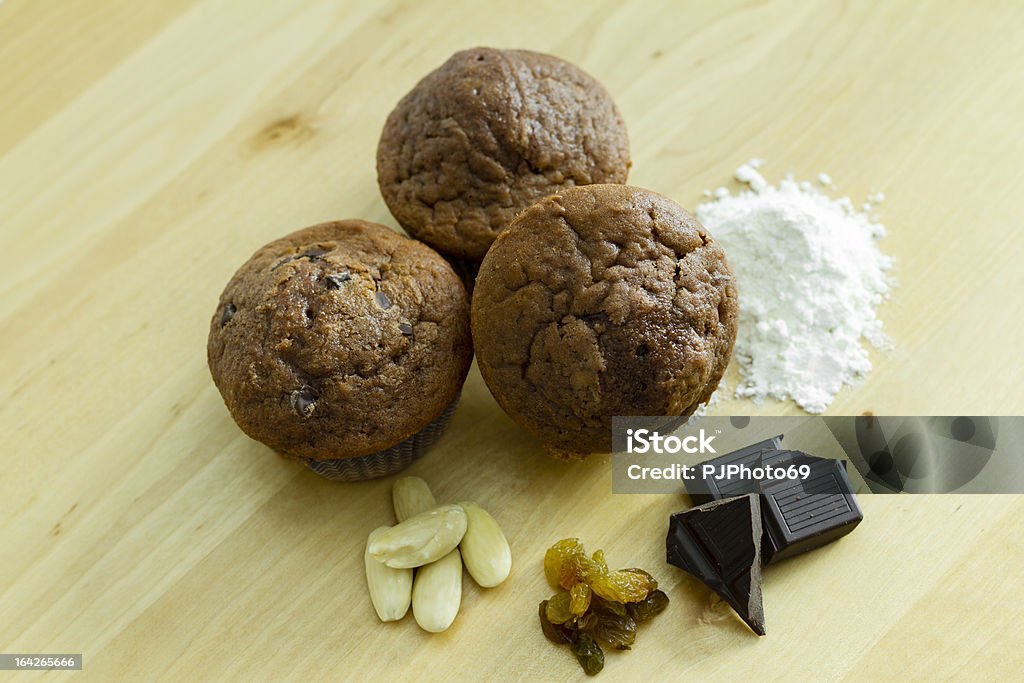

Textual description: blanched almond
[412,549,463,633]
[367,504,467,569]
[392,476,437,522]
[364,526,412,622]
[458,501,512,587]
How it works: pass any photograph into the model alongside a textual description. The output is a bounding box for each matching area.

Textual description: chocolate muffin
[208,220,473,481]
[377,47,631,266]
[471,185,738,458]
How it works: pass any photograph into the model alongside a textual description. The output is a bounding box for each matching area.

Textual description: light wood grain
[2,1,1023,681]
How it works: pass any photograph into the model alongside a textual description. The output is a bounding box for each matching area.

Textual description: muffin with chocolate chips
[377,47,631,273]
[471,185,738,458]
[208,220,472,481]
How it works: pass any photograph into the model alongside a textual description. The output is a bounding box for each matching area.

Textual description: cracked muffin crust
[377,47,631,263]
[208,220,472,462]
[471,185,738,457]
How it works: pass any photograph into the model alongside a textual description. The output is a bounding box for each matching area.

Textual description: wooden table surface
[2,1,1023,680]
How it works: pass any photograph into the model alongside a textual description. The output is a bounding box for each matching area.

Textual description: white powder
[734,162,768,192]
[696,161,893,413]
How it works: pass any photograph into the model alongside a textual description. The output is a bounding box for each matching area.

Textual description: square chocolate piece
[760,458,863,563]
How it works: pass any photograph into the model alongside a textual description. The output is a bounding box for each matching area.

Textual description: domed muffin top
[377,47,631,262]
[208,220,472,460]
[471,185,738,456]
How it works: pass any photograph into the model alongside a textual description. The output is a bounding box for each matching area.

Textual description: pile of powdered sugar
[696,160,894,413]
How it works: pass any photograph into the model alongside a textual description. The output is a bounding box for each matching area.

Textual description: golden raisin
[620,567,658,591]
[589,612,638,650]
[569,631,605,676]
[545,591,573,625]
[626,589,670,624]
[590,569,656,603]
[544,538,585,590]
[539,600,571,644]
[590,595,628,618]
[569,582,592,617]
[578,553,606,585]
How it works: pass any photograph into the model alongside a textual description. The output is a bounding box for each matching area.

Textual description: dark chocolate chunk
[684,435,784,505]
[685,439,862,564]
[272,247,329,270]
[399,322,414,337]
[289,385,318,418]
[219,302,236,326]
[374,290,392,309]
[667,494,765,636]
[759,458,863,563]
[324,271,351,289]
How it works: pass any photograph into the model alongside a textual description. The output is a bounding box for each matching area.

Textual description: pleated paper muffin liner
[301,393,460,482]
